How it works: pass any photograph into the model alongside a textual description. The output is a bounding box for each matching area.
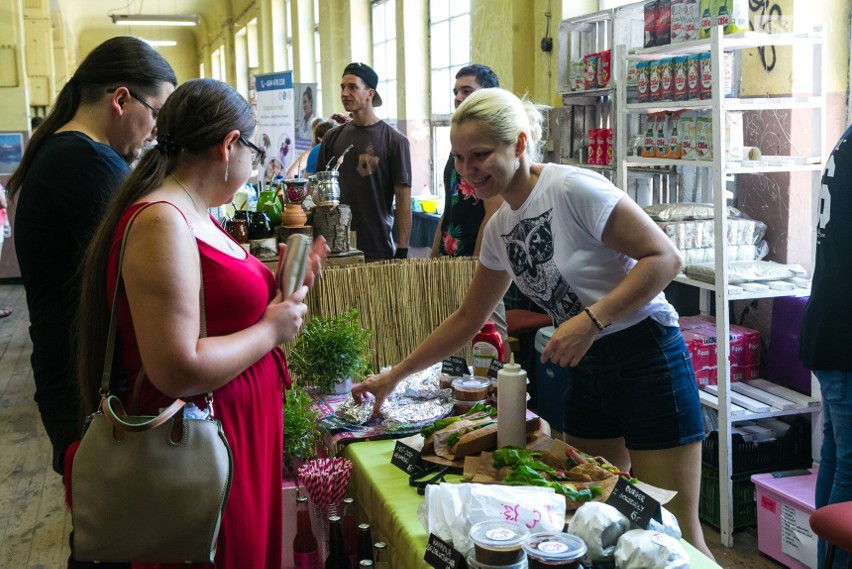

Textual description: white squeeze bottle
[497,354,527,449]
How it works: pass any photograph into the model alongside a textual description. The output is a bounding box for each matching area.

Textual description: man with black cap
[318,62,412,260]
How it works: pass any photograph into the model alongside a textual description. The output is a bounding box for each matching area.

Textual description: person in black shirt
[6,36,176,569]
[800,123,852,569]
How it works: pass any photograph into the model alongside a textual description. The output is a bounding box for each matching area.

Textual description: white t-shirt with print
[479,163,678,336]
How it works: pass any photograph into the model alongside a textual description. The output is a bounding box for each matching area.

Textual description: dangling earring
[224,161,229,182]
[513,157,520,171]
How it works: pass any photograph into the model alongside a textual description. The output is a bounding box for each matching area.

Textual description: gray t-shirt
[317,121,411,259]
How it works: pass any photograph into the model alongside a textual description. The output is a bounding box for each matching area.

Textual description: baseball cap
[342,62,383,107]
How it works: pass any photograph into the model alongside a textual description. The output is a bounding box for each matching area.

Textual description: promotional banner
[255,71,295,181]
[293,83,318,153]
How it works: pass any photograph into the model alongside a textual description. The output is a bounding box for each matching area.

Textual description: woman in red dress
[76,78,328,568]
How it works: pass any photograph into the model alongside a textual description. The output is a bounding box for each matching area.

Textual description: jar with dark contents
[453,398,489,416]
[452,376,491,402]
[469,520,529,567]
[439,373,457,390]
[523,532,587,568]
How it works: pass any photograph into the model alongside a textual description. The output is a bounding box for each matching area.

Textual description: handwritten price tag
[442,356,469,377]
[487,359,504,379]
[606,477,661,529]
[391,440,422,474]
[424,533,467,569]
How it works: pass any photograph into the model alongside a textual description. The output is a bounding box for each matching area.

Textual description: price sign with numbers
[606,476,661,529]
[441,356,469,377]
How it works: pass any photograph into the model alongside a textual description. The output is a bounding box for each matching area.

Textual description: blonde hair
[451,88,546,161]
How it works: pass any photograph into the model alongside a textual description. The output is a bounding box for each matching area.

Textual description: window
[430,0,470,194]
[314,0,322,116]
[286,0,294,70]
[371,0,397,121]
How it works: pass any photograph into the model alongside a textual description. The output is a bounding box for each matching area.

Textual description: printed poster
[293,83,318,153]
[0,133,24,175]
[255,71,295,182]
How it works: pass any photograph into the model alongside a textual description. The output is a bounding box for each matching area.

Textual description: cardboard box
[751,469,818,569]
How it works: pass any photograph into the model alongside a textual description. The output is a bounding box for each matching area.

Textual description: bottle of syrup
[472,320,505,376]
[293,496,320,568]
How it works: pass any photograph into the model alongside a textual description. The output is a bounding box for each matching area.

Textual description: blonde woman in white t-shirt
[353,87,714,560]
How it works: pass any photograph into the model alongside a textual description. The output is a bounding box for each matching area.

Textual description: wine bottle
[325,515,351,569]
[293,496,320,569]
[357,523,373,564]
[373,542,389,569]
[341,497,358,567]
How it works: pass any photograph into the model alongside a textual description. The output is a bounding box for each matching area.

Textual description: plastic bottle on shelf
[496,353,528,449]
[472,320,505,376]
[294,496,321,568]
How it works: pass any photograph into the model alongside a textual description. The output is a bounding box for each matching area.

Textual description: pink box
[751,469,818,569]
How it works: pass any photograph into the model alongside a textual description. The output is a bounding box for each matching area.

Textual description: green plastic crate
[698,466,758,529]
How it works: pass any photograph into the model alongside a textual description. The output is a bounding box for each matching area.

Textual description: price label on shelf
[606,477,662,529]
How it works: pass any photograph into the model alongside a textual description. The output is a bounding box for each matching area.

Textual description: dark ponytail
[6,36,176,202]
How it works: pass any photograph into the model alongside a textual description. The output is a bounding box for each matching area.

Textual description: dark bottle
[341,497,359,567]
[356,523,373,564]
[325,515,350,569]
[294,496,320,569]
[358,562,374,568]
[373,542,389,569]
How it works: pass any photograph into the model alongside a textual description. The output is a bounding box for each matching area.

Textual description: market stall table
[344,439,723,569]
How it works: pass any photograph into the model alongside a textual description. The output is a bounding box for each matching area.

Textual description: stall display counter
[343,439,722,569]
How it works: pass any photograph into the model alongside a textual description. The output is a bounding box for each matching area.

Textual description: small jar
[470,520,529,566]
[439,373,456,390]
[453,398,488,416]
[451,376,491,402]
[523,532,587,568]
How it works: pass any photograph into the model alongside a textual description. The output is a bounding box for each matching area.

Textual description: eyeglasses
[106,87,161,120]
[239,136,266,167]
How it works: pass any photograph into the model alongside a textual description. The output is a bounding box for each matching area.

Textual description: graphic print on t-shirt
[356,142,380,177]
[816,132,849,242]
[501,209,582,324]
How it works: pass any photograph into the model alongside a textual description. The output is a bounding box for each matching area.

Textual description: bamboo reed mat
[284,257,478,373]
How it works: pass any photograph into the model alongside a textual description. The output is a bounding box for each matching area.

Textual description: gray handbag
[71,204,233,563]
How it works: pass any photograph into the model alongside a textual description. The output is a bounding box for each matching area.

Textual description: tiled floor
[0,282,789,567]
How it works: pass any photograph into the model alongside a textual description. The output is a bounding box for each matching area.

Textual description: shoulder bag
[71,204,233,563]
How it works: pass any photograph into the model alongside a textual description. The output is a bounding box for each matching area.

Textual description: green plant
[283,385,321,473]
[288,308,373,394]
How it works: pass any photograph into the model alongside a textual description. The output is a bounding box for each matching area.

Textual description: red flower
[442,232,459,256]
[457,177,480,204]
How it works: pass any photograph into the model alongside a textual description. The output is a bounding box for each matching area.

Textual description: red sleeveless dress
[108,202,287,569]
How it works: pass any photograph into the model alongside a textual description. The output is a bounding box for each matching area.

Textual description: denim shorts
[561,317,705,450]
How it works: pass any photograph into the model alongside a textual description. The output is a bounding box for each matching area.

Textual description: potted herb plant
[283,385,321,475]
[288,308,373,395]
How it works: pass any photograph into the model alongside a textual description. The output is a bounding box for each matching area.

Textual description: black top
[15,132,129,416]
[438,153,485,257]
[317,121,411,260]
[800,123,852,370]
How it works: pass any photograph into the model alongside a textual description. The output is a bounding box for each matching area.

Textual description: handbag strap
[99,202,211,403]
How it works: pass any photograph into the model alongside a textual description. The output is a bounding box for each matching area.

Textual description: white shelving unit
[615,27,825,546]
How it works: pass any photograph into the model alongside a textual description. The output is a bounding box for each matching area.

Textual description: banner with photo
[255,71,295,183]
[293,83,318,153]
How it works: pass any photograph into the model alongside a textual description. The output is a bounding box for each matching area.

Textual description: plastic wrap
[614,530,689,569]
[567,502,630,562]
[644,202,742,221]
[684,260,807,284]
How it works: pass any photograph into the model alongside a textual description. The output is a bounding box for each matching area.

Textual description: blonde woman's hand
[351,370,401,417]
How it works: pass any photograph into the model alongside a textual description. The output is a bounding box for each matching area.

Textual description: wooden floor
[0,282,786,568]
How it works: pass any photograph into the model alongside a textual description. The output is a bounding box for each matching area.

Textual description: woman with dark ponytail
[76,78,327,568]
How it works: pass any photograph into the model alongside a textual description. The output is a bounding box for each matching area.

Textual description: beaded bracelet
[584,307,610,331]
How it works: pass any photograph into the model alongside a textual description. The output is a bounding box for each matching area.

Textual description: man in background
[7,36,176,569]
[318,62,411,260]
[800,122,852,569]
[431,64,508,339]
